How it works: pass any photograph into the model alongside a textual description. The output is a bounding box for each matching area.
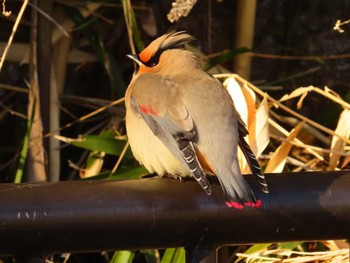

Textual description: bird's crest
[139,31,194,66]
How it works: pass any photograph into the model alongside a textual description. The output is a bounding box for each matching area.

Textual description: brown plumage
[125,31,268,208]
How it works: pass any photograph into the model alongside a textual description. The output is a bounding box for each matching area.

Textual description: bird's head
[127,31,197,76]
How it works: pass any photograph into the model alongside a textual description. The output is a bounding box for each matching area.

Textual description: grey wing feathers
[141,112,212,195]
[238,121,269,193]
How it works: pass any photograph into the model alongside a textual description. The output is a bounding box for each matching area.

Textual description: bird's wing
[236,116,269,193]
[130,74,212,194]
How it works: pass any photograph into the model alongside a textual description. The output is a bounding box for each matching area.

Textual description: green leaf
[56,134,134,158]
[15,98,36,183]
[172,248,185,263]
[161,248,176,263]
[161,248,185,263]
[120,0,144,52]
[110,166,149,180]
[243,243,272,254]
[130,8,144,52]
[87,165,149,180]
[278,241,302,250]
[110,250,135,263]
[204,47,250,71]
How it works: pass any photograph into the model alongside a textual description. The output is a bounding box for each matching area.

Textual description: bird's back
[180,73,240,174]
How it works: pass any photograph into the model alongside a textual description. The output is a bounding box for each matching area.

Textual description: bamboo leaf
[224,77,249,124]
[110,166,148,180]
[172,248,185,263]
[161,248,185,263]
[224,77,250,170]
[329,109,350,170]
[80,151,106,179]
[279,87,314,103]
[121,0,144,53]
[161,248,176,263]
[235,243,272,263]
[15,104,35,183]
[54,134,134,158]
[110,250,135,263]
[278,241,302,250]
[250,94,269,158]
[265,121,305,173]
[130,5,144,52]
[241,82,256,128]
[87,165,149,180]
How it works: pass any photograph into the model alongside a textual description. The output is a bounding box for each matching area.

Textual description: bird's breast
[125,98,189,177]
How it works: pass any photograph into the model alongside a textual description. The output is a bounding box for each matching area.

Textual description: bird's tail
[218,161,262,209]
[238,136,269,194]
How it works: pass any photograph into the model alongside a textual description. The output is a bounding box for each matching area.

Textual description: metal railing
[1,171,350,262]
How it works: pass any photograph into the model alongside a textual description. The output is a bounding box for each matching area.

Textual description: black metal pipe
[0,171,350,255]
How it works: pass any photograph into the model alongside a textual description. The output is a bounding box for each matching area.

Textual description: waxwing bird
[125,31,269,209]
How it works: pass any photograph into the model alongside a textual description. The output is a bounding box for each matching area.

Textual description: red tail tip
[226,201,244,209]
[245,200,262,208]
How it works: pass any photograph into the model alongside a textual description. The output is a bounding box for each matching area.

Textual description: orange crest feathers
[139,31,194,63]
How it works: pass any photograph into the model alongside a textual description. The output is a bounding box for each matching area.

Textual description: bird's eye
[145,59,158,67]
[144,55,159,67]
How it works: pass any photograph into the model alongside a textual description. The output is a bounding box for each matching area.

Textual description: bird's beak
[127,54,142,67]
[127,54,142,76]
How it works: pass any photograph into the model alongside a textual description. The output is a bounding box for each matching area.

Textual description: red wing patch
[140,104,158,116]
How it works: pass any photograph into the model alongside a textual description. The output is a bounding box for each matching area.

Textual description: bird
[125,31,268,209]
